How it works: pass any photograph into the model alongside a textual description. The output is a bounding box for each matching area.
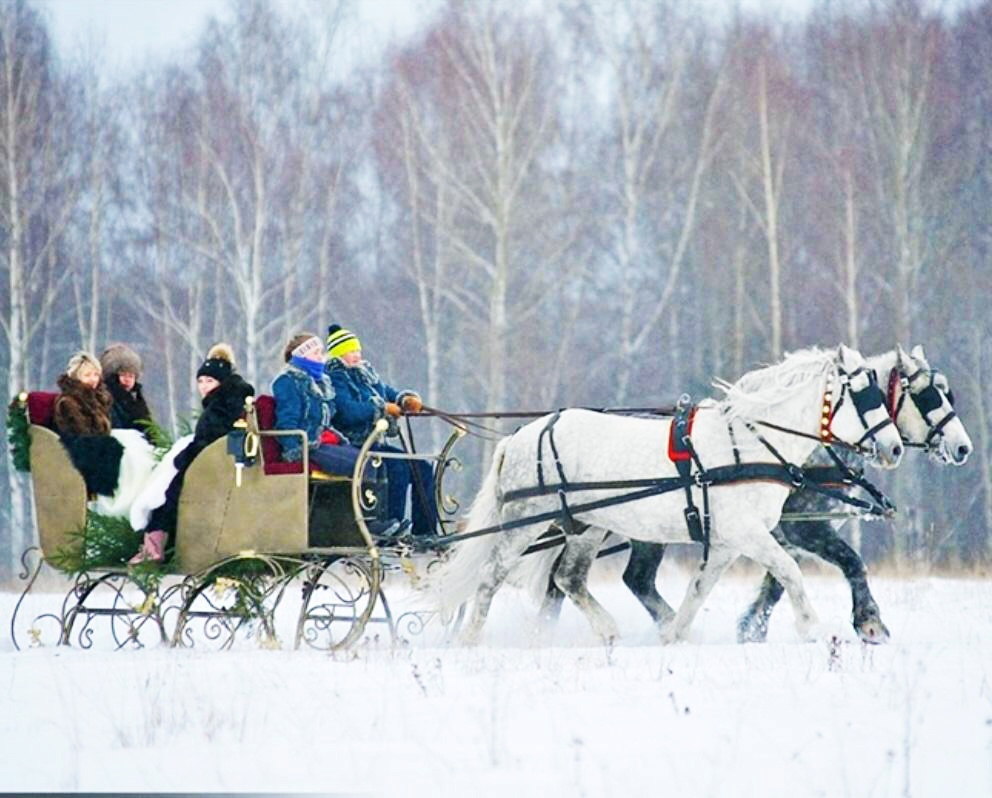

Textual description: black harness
[449,366,898,560]
[888,366,959,451]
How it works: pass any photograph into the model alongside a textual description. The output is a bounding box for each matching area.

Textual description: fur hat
[66,351,102,380]
[99,343,143,377]
[326,325,361,359]
[196,342,235,382]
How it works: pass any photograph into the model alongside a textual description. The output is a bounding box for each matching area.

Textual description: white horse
[527,344,971,644]
[423,345,905,645]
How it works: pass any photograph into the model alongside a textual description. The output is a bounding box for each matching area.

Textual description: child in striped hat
[325,324,435,537]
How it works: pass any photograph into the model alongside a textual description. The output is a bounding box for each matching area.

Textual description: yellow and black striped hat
[326,325,362,359]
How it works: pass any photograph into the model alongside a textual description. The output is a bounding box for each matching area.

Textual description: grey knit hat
[99,343,143,377]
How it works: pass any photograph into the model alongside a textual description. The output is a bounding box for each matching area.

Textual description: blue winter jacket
[326,358,417,446]
[271,364,340,462]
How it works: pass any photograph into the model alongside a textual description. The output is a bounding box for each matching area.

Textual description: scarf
[290,356,326,382]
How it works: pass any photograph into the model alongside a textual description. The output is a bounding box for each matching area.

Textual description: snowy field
[1,560,990,796]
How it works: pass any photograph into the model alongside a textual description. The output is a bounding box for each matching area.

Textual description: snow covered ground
[1,560,990,796]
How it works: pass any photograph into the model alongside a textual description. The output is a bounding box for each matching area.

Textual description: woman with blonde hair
[54,351,113,437]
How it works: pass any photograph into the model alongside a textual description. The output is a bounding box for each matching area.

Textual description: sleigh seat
[22,392,88,559]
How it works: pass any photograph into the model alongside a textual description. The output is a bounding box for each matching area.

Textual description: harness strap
[437,460,891,549]
[536,411,578,532]
[742,419,806,487]
[727,419,742,466]
[672,402,709,561]
[925,409,957,444]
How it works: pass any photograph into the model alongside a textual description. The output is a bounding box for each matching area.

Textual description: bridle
[820,364,897,455]
[886,364,958,454]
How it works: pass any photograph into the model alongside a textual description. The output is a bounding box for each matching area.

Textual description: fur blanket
[87,430,159,518]
[129,434,195,532]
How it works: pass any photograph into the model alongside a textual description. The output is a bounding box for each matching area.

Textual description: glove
[384,402,402,418]
[402,395,423,413]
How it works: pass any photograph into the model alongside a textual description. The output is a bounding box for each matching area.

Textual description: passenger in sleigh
[272,333,360,476]
[270,333,396,534]
[54,351,157,515]
[129,343,254,563]
[324,324,437,538]
[99,343,154,439]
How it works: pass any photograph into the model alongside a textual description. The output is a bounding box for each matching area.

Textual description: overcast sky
[38,0,440,75]
[37,0,977,79]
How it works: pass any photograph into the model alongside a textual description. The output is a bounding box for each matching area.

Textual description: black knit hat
[196,343,235,381]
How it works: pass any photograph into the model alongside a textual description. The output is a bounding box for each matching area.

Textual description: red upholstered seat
[27,392,58,429]
[255,394,325,477]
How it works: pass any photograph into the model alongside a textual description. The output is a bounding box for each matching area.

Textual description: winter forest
[1,0,991,578]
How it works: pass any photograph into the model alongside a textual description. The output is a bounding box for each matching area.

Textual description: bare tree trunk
[757,59,784,359]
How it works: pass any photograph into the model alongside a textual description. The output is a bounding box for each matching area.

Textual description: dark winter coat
[325,358,416,446]
[105,377,153,436]
[271,364,343,462]
[174,373,255,472]
[53,375,122,495]
[54,374,113,437]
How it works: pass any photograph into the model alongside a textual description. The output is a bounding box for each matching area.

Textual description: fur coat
[105,377,153,435]
[54,374,113,437]
[174,373,255,472]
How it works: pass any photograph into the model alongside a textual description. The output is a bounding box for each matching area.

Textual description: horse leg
[737,569,785,643]
[553,527,618,644]
[537,520,580,626]
[786,519,888,643]
[539,547,566,626]
[623,540,673,624]
[460,530,541,646]
[736,524,797,643]
[734,531,820,641]
[660,545,737,644]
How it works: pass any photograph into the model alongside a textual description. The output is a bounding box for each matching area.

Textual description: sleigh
[9,391,466,651]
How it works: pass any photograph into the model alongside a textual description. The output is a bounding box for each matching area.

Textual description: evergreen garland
[136,417,175,460]
[6,395,31,472]
[47,512,145,574]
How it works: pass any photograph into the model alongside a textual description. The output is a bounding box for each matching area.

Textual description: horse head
[833,344,904,469]
[893,344,972,465]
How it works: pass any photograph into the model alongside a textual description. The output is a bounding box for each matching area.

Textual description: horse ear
[837,343,859,369]
[896,343,911,365]
[911,344,926,362]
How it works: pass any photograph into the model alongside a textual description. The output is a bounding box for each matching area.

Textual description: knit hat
[66,351,102,380]
[196,342,235,381]
[326,325,361,359]
[99,343,143,377]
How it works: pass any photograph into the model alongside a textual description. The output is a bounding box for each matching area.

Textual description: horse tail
[419,435,511,614]
[506,544,561,605]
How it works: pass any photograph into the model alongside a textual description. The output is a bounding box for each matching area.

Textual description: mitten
[385,402,402,418]
[402,395,423,413]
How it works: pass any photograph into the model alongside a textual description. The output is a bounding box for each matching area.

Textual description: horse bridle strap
[886,366,958,448]
[827,365,896,447]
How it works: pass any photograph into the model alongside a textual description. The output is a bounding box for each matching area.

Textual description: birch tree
[725,22,798,361]
[377,2,571,412]
[0,1,82,565]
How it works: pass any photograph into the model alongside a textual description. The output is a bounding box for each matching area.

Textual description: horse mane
[715,347,835,422]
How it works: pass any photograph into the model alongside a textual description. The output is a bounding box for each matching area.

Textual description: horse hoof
[855,616,890,644]
[736,613,769,644]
